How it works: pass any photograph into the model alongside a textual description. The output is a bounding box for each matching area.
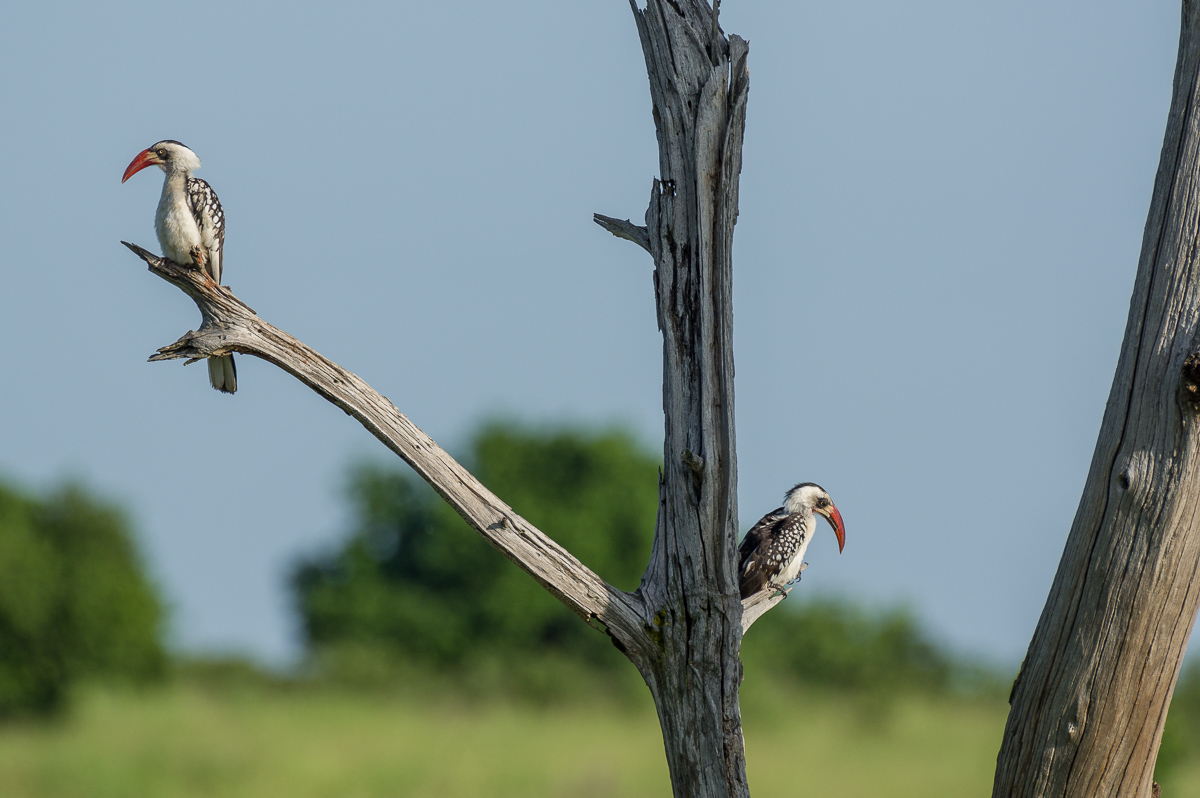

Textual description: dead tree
[124,2,767,796]
[995,3,1200,796]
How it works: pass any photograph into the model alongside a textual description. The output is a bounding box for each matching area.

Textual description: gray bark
[126,2,758,795]
[613,2,751,796]
[995,3,1200,795]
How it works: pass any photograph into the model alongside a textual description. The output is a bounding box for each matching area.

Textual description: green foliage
[0,481,165,717]
[292,423,660,691]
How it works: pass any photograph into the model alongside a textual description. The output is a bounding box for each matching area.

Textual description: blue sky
[0,1,1181,665]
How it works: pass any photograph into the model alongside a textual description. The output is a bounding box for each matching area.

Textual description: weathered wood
[122,241,654,661]
[594,212,652,254]
[619,1,751,795]
[994,4,1200,795]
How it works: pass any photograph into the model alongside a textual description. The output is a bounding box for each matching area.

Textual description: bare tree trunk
[613,2,751,796]
[995,4,1200,795]
[126,4,756,796]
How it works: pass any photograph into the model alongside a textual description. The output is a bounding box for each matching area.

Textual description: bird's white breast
[155,176,200,263]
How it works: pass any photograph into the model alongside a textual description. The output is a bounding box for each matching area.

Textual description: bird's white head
[783,482,846,553]
[121,140,201,182]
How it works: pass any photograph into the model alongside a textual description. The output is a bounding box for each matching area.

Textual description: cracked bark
[613,3,751,795]
[125,2,768,795]
[994,4,1200,796]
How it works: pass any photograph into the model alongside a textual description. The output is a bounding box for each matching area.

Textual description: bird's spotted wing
[186,177,225,284]
[738,508,787,599]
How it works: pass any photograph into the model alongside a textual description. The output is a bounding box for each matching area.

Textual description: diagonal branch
[121,241,653,661]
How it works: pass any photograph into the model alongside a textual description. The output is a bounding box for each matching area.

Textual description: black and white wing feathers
[738,507,788,599]
[185,176,236,393]
[186,177,225,284]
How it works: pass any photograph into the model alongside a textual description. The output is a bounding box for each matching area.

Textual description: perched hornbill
[739,483,845,599]
[123,140,236,394]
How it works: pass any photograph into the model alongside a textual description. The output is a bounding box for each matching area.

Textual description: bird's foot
[767,583,792,600]
[189,245,207,272]
[773,566,808,597]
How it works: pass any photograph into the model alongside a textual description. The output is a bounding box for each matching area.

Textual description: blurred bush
[740,598,955,695]
[294,423,987,699]
[0,480,165,716]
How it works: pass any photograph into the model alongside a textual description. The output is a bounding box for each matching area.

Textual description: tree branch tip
[148,332,205,363]
[593,213,652,255]
[148,348,194,363]
[120,240,160,264]
[121,237,152,256]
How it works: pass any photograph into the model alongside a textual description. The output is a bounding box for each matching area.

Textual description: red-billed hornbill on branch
[122,140,236,394]
[739,483,846,599]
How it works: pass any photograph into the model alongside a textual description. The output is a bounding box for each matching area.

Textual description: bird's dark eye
[817,498,829,508]
[156,149,167,158]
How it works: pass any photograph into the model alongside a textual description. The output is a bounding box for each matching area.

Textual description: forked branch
[121,241,653,660]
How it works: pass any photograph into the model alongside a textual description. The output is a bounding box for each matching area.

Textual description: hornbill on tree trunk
[739,483,846,599]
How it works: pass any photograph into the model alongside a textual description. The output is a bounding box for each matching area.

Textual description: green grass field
[0,680,1195,798]
[0,680,998,798]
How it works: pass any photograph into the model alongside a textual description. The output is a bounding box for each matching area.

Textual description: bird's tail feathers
[208,354,237,394]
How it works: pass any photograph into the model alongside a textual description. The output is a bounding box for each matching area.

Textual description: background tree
[0,481,165,716]
[293,425,658,688]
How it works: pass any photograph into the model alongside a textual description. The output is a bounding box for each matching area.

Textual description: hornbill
[122,140,236,394]
[739,483,845,599]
